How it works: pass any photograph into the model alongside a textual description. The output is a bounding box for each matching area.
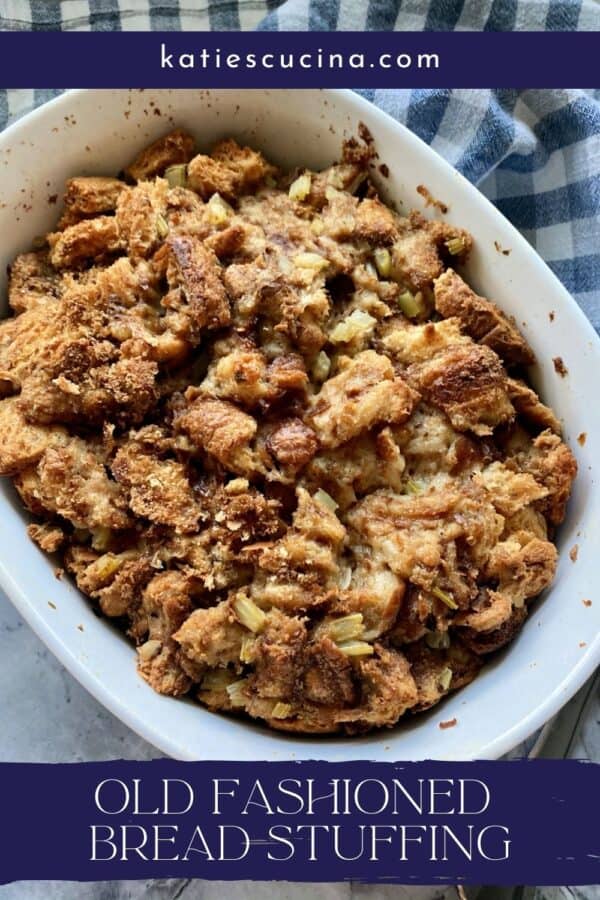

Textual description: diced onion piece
[310,217,324,235]
[271,702,292,719]
[326,168,345,189]
[445,236,466,256]
[438,667,453,691]
[398,289,426,319]
[314,488,338,512]
[90,526,112,552]
[312,350,331,382]
[225,477,250,495]
[329,309,376,344]
[337,640,375,657]
[233,594,267,633]
[294,252,328,270]
[425,630,451,650]
[361,627,381,642]
[206,192,233,226]
[328,613,364,643]
[87,550,137,584]
[239,635,256,664]
[338,565,352,590]
[226,679,249,707]
[110,322,132,343]
[431,586,458,610]
[138,639,162,661]
[405,478,422,495]
[165,164,187,188]
[288,172,312,202]
[200,669,236,691]
[373,247,392,278]
[156,213,169,239]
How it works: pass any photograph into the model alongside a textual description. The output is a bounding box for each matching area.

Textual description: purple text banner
[0,32,598,88]
[1,759,598,884]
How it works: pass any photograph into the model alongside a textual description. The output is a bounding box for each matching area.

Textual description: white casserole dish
[0,88,597,761]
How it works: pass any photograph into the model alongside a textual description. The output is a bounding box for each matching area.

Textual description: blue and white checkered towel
[1,0,599,333]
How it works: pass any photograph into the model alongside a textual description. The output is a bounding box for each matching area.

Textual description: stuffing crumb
[582,599,592,607]
[493,240,511,256]
[0,129,575,736]
[553,356,568,377]
[416,184,448,214]
[439,718,458,730]
[569,544,578,562]
[577,432,587,446]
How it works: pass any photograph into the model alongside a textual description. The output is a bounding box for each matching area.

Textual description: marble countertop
[0,586,597,900]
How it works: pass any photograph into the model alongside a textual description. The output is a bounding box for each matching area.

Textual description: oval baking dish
[0,88,597,760]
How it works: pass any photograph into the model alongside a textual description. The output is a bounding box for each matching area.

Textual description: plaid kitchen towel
[1,1,599,332]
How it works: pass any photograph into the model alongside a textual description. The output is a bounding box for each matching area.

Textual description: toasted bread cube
[309,350,418,449]
[48,216,121,268]
[125,128,195,182]
[0,397,67,476]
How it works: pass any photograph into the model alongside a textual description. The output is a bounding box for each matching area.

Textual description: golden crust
[409,342,515,435]
[175,392,258,474]
[116,179,168,260]
[174,599,245,674]
[186,155,238,202]
[305,428,406,509]
[337,646,419,731]
[112,439,200,534]
[0,397,67,475]
[507,377,561,433]
[125,128,195,182]
[8,250,62,313]
[434,268,535,367]
[187,138,275,201]
[201,339,309,411]
[267,418,318,470]
[474,461,548,517]
[133,571,195,696]
[485,535,558,606]
[460,605,528,656]
[310,350,418,449]
[404,641,481,712]
[162,235,231,338]
[17,335,159,428]
[15,436,131,530]
[27,521,66,553]
[97,558,154,619]
[59,176,126,228]
[513,429,577,526]
[251,609,308,701]
[48,216,121,269]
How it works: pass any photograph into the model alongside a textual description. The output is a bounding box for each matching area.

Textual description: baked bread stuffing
[1,128,577,734]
